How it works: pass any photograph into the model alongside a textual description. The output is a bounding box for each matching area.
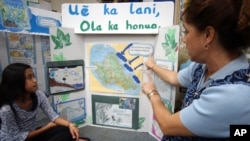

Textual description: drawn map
[88,43,152,95]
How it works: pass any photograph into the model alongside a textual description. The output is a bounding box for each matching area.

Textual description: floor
[79,125,158,141]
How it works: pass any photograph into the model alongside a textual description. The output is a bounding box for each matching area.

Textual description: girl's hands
[46,122,57,129]
[69,123,80,141]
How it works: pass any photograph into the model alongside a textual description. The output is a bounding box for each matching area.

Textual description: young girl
[0,63,90,141]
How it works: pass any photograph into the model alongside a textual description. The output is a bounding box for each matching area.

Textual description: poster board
[48,1,178,140]
[49,25,180,139]
[49,27,156,130]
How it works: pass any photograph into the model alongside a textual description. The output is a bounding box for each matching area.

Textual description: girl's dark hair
[0,63,38,117]
[182,0,250,52]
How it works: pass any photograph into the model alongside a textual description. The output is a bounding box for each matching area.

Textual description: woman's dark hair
[0,63,38,115]
[182,0,250,52]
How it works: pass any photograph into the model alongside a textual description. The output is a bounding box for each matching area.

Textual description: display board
[48,2,178,141]
[0,1,178,141]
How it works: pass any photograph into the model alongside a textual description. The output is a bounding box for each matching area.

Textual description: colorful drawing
[0,0,30,30]
[88,43,149,95]
[0,0,61,34]
[92,95,139,129]
[95,102,133,128]
[56,98,86,126]
[51,28,72,49]
[6,32,35,64]
[138,117,145,129]
[161,27,178,61]
[119,97,136,110]
[52,52,67,61]
[47,60,85,95]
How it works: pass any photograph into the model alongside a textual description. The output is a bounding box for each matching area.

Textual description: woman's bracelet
[147,92,159,100]
[145,90,159,100]
[145,90,157,95]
